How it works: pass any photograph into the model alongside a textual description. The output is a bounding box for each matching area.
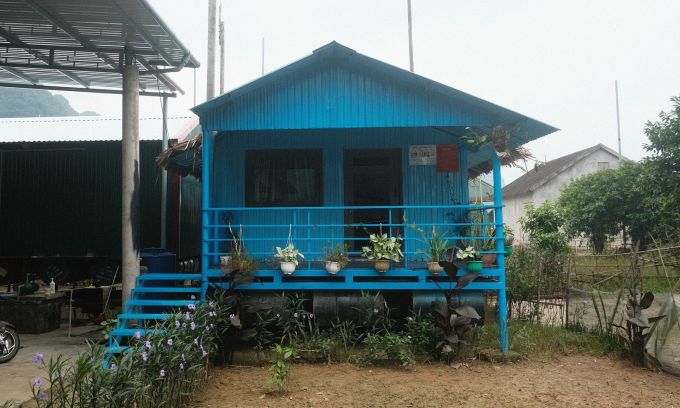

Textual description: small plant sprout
[264,344,297,394]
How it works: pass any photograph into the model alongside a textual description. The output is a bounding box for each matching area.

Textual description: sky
[58,0,680,183]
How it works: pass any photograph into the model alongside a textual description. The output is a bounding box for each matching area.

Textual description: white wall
[504,148,620,242]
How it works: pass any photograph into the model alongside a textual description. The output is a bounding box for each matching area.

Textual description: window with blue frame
[245,149,323,207]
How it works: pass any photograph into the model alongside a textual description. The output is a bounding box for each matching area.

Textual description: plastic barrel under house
[139,248,177,313]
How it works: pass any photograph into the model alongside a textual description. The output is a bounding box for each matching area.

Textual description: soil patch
[195,355,679,407]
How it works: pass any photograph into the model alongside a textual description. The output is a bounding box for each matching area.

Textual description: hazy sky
[59,0,680,182]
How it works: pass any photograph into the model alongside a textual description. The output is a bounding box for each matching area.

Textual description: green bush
[358,333,414,368]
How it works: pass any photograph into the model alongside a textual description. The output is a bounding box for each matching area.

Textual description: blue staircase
[104,273,202,359]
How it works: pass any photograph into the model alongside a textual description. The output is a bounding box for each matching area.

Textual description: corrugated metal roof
[0,115,196,142]
[0,0,199,96]
[193,41,558,146]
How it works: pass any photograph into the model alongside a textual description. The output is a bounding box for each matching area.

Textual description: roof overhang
[0,0,199,97]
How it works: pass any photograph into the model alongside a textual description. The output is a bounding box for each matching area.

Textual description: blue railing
[201,204,505,291]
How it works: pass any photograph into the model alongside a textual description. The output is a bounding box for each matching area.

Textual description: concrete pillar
[122,61,140,304]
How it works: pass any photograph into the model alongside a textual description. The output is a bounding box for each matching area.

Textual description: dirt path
[195,355,679,408]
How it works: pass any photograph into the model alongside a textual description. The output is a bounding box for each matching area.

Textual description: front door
[344,149,403,252]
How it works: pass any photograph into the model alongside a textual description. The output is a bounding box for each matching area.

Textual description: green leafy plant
[455,246,480,261]
[274,243,305,264]
[352,291,393,336]
[358,333,414,368]
[403,313,436,355]
[264,344,297,393]
[361,233,403,262]
[432,260,483,363]
[329,320,360,354]
[613,289,666,368]
[324,245,349,267]
[411,225,451,263]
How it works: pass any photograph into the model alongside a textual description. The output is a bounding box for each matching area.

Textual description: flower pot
[504,245,513,256]
[280,261,297,275]
[325,261,342,275]
[481,253,497,267]
[466,260,483,273]
[374,259,390,273]
[427,261,443,275]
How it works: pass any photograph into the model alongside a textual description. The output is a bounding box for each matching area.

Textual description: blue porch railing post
[492,152,508,353]
[200,131,213,299]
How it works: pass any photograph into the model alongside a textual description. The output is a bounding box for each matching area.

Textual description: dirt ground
[0,323,93,405]
[195,355,680,408]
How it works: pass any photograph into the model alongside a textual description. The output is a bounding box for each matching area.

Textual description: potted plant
[455,246,482,273]
[504,225,515,256]
[414,226,450,275]
[324,245,349,275]
[274,243,304,275]
[222,224,258,274]
[361,233,403,273]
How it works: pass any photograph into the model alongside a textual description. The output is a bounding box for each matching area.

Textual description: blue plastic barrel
[140,248,176,313]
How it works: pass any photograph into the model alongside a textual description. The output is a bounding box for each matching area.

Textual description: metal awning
[0,0,199,97]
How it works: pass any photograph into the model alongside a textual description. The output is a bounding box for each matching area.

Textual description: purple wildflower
[34,353,44,363]
[141,351,148,362]
[193,338,199,346]
[293,312,299,318]
[175,320,181,328]
[110,363,117,370]
[190,295,196,300]
[145,340,152,349]
[182,322,187,328]
[160,369,166,377]
[185,312,191,320]
[187,303,196,310]
[190,322,196,331]
[309,313,314,318]
[202,350,208,358]
[181,353,186,362]
[166,338,173,346]
[33,377,42,389]
[134,330,141,340]
[37,391,48,401]
[179,362,184,370]
[210,323,214,329]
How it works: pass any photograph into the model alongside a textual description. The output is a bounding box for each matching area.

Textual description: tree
[559,168,624,253]
[519,201,569,256]
[643,95,680,237]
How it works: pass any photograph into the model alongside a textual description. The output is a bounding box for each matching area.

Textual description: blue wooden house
[191,42,557,351]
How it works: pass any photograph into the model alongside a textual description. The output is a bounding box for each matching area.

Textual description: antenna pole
[206,0,216,100]
[219,2,225,95]
[261,37,265,76]
[615,80,622,161]
[407,0,414,72]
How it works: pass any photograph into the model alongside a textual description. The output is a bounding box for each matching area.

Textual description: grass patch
[473,320,620,360]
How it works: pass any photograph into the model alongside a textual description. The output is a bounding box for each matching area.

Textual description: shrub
[358,333,414,368]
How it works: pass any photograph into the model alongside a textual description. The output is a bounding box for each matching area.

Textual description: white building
[502,144,622,241]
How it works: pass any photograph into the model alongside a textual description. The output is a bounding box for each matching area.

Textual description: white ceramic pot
[280,261,297,275]
[427,261,443,275]
[325,261,342,275]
